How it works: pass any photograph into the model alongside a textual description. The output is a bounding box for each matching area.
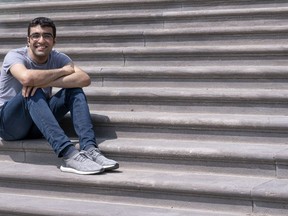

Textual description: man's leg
[29,89,104,174]
[0,89,103,175]
[22,89,73,156]
[49,88,119,170]
[0,93,34,140]
[48,88,96,150]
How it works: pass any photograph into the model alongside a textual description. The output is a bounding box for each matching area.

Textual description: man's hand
[22,86,38,97]
[20,63,77,97]
[62,63,75,76]
[47,65,91,88]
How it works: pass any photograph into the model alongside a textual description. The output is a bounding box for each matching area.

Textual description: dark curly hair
[28,17,56,38]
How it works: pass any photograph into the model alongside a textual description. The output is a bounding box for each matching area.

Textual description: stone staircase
[1,0,288,215]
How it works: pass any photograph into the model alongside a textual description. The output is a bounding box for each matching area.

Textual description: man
[0,17,119,175]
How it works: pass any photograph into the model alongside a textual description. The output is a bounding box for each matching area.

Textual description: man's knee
[29,88,47,99]
[66,88,86,100]
[26,88,50,107]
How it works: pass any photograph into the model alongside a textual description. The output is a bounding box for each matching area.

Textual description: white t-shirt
[0,46,72,108]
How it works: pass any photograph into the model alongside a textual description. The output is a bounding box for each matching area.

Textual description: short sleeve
[1,49,27,75]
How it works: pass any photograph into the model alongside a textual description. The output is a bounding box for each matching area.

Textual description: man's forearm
[25,68,63,87]
[24,64,75,87]
[10,63,75,88]
[44,66,91,88]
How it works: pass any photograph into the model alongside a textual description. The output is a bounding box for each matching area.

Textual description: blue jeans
[0,88,96,157]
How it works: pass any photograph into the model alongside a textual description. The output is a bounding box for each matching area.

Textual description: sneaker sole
[60,166,104,175]
[103,163,119,171]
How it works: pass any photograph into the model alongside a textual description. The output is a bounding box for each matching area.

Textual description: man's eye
[31,34,40,39]
[43,33,53,39]
[29,33,53,40]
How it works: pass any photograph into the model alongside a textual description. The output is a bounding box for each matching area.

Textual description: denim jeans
[0,88,96,156]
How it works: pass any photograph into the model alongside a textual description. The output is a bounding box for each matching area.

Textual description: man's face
[27,25,55,64]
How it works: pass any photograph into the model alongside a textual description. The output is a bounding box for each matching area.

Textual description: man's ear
[27,37,30,47]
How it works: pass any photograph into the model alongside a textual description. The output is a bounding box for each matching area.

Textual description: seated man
[0,17,119,175]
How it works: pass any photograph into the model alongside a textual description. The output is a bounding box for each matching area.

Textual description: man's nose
[38,35,45,42]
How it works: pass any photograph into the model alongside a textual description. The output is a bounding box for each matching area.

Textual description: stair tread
[2,44,288,51]
[56,44,288,54]
[88,65,288,75]
[88,110,288,131]
[1,138,287,179]
[2,138,287,162]
[2,4,288,18]
[0,192,244,216]
[0,161,274,198]
[85,86,288,98]
[99,138,288,161]
[3,25,288,37]
[1,160,288,205]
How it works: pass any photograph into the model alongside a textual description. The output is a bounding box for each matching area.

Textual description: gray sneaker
[86,148,119,171]
[60,151,104,175]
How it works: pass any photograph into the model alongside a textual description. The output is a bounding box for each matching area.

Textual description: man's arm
[46,65,91,88]
[10,63,75,87]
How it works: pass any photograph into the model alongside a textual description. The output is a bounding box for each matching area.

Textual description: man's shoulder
[6,47,27,57]
[50,48,65,56]
[9,46,27,53]
[50,49,72,63]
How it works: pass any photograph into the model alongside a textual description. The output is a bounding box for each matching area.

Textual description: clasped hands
[22,86,38,98]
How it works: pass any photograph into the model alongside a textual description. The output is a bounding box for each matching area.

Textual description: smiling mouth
[35,45,48,50]
[37,46,46,49]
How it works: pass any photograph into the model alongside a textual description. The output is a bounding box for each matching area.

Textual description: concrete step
[98,138,288,178]
[0,45,288,67]
[2,25,288,49]
[56,26,288,47]
[2,0,288,14]
[3,0,288,16]
[1,45,287,67]
[86,65,288,88]
[59,111,288,145]
[1,138,288,178]
[0,161,285,215]
[2,5,288,31]
[88,65,288,79]
[0,193,245,216]
[89,111,288,133]
[0,0,187,15]
[83,86,288,115]
[39,45,288,67]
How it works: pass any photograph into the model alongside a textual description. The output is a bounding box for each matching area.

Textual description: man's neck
[28,48,48,64]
